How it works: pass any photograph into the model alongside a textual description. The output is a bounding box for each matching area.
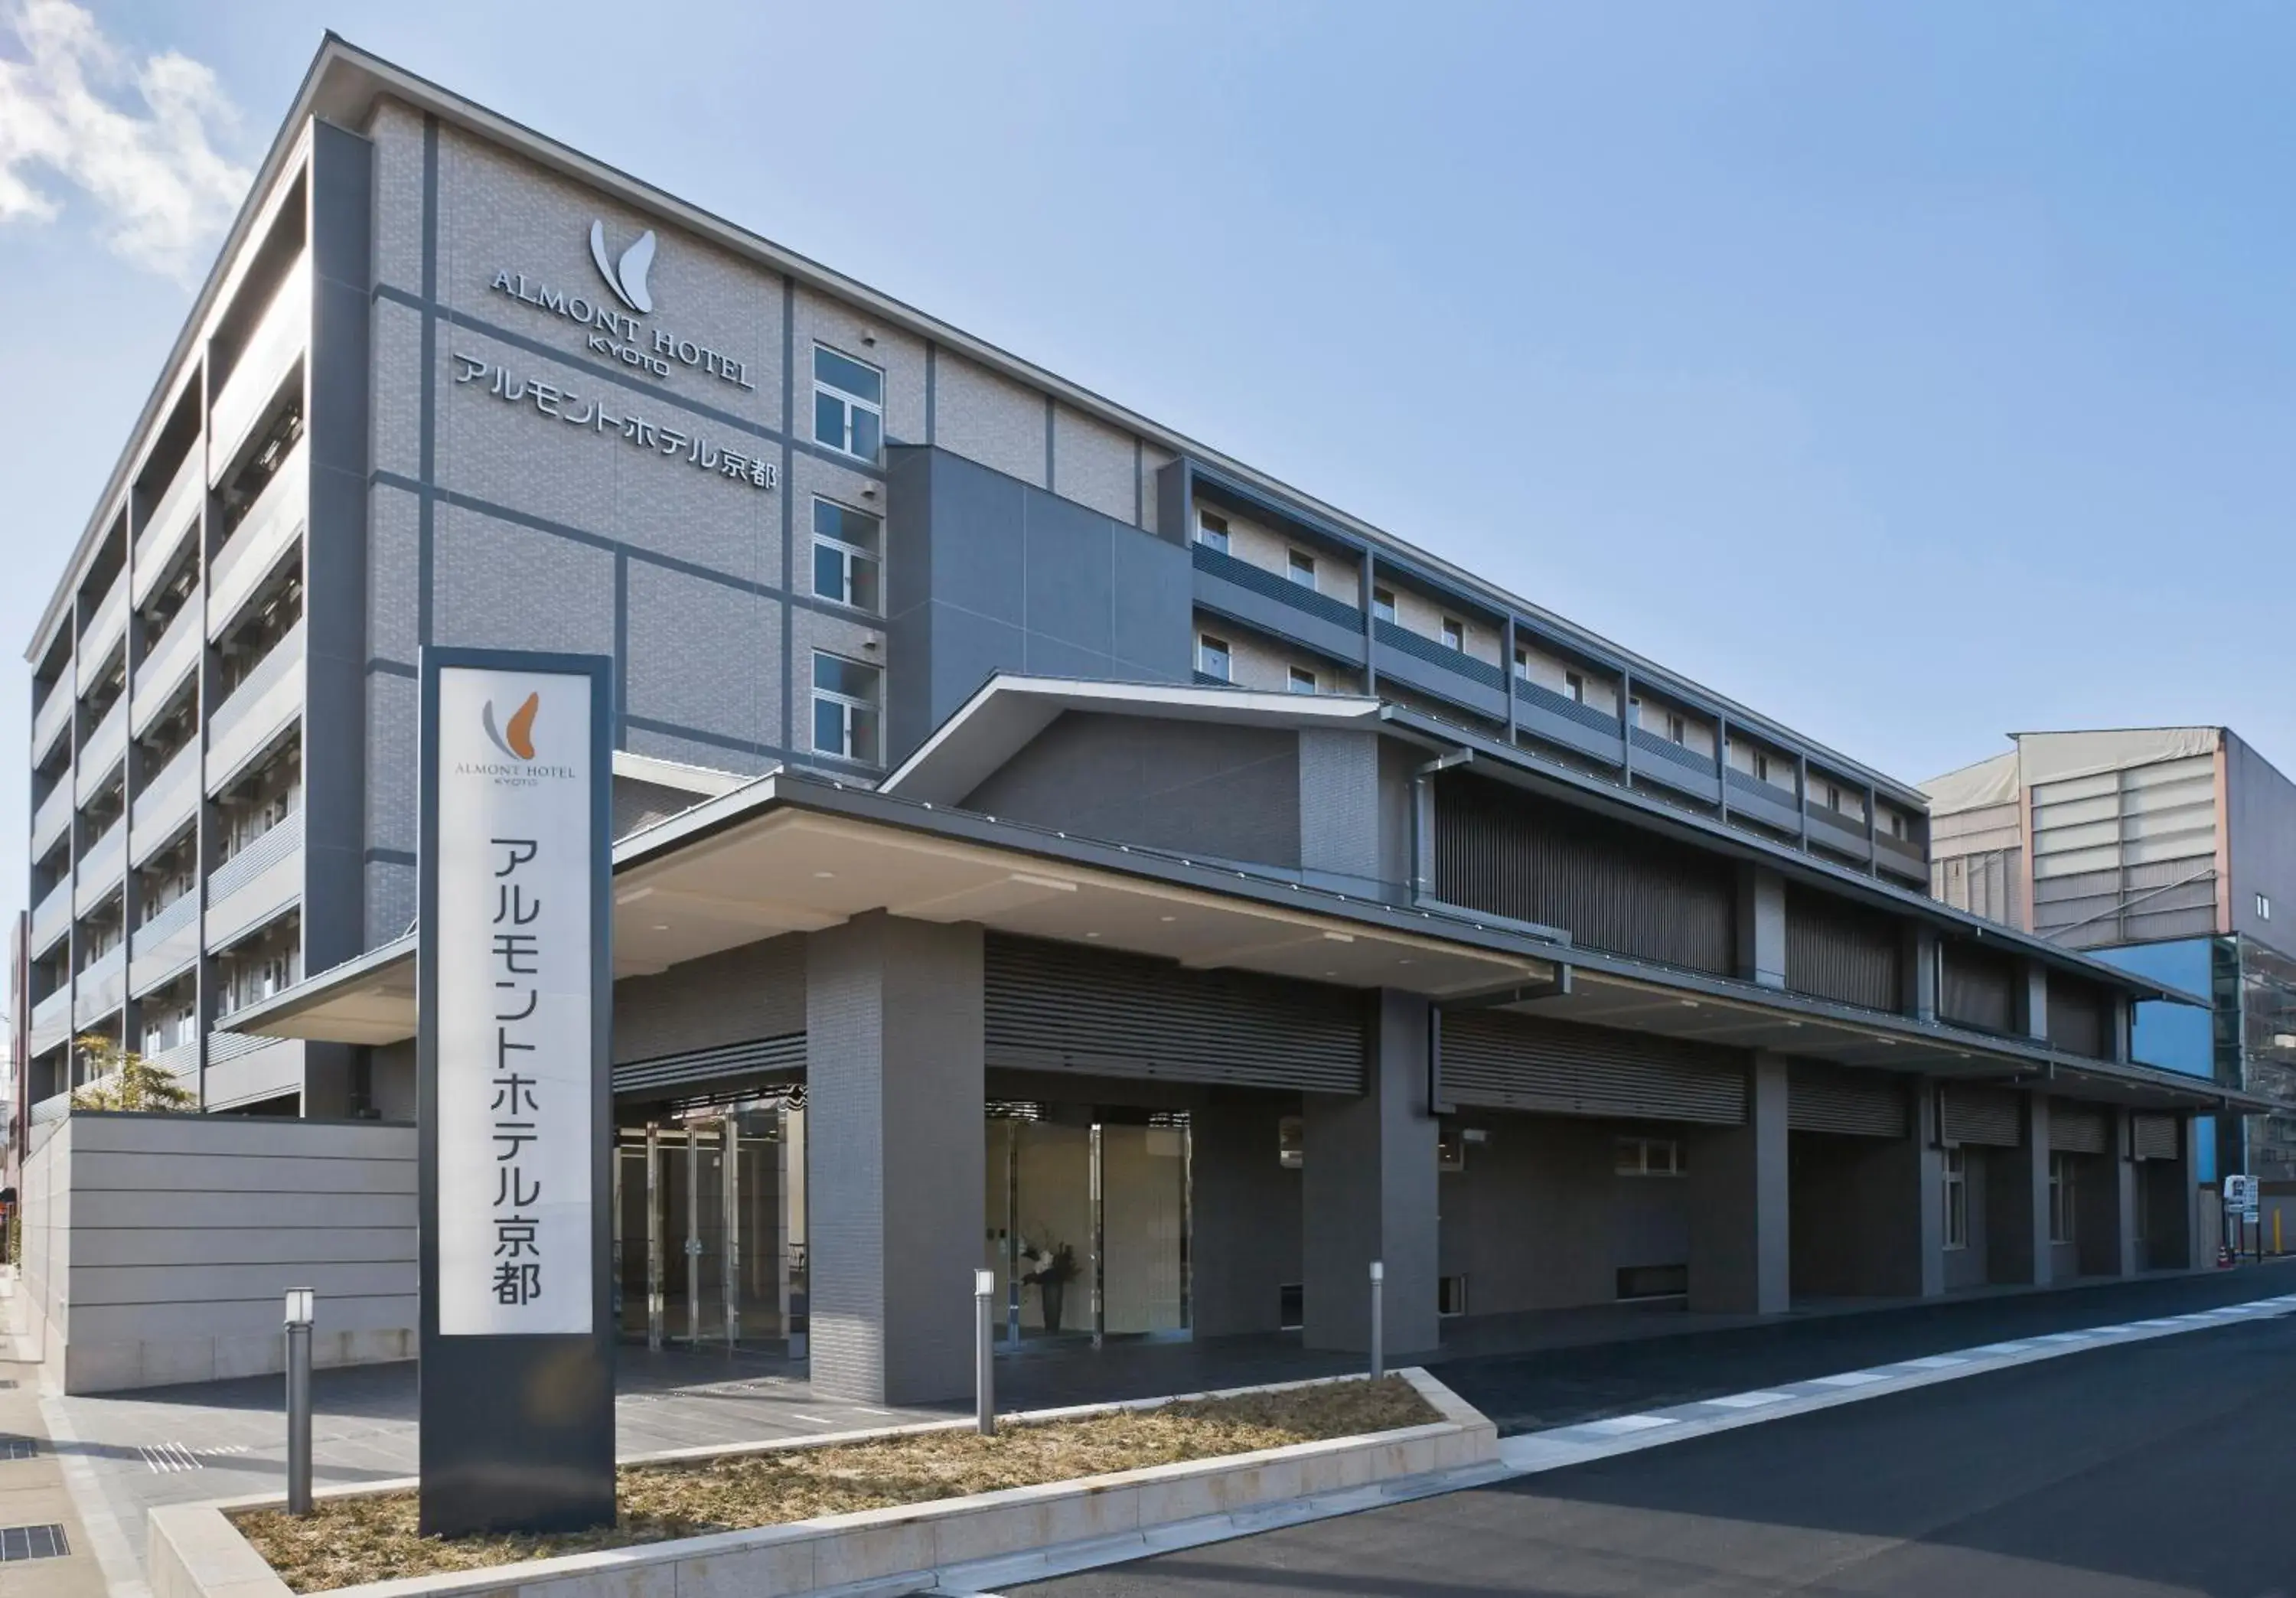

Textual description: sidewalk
[0,1271,108,1598]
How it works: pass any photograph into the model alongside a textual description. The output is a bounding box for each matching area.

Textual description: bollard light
[284,1287,316,1515]
[974,1270,996,1437]
[1368,1260,1385,1382]
[285,1287,315,1326]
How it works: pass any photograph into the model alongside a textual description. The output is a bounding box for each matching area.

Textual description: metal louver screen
[1940,1084,2022,1148]
[1783,887,1904,1013]
[983,934,1367,1094]
[1432,772,1737,976]
[612,1032,807,1097]
[2131,1113,2180,1161]
[1941,941,2017,1034]
[1788,1063,1910,1138]
[2050,1101,2108,1154]
[1440,1010,1747,1124]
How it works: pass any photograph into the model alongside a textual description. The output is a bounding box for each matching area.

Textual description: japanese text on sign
[452,352,778,491]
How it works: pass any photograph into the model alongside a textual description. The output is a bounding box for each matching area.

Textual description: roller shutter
[1788,1062,1910,1138]
[2131,1113,2180,1161]
[1439,1010,1746,1124]
[983,934,1366,1094]
[2050,1101,2109,1154]
[614,1032,806,1097]
[1939,1084,2022,1148]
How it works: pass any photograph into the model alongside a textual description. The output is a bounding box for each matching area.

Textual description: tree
[69,1034,196,1113]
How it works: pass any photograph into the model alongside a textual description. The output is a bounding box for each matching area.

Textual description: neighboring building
[13,40,2245,1401]
[1926,727,2296,1185]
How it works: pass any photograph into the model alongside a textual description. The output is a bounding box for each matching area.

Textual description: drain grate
[0,1437,36,1461]
[0,1524,69,1562]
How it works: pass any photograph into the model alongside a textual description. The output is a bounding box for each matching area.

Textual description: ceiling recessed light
[1084,931,1101,939]
[651,923,669,931]
[813,870,835,879]
[1397,958,1414,966]
[1159,915,1176,923]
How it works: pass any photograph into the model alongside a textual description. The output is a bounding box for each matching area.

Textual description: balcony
[207,439,307,641]
[145,1038,201,1092]
[209,252,308,478]
[1629,726,1722,806]
[1512,676,1626,768]
[73,818,126,918]
[31,778,71,860]
[1724,766,1802,835]
[81,572,129,673]
[206,808,303,952]
[31,678,71,765]
[131,597,202,736]
[74,695,127,802]
[129,742,199,864]
[1876,828,1927,882]
[30,876,70,958]
[202,1032,305,1111]
[1373,618,1507,721]
[29,987,73,1055]
[1189,542,1368,668]
[73,943,126,1029]
[1807,807,1874,866]
[130,889,201,995]
[207,616,304,794]
[133,450,203,606]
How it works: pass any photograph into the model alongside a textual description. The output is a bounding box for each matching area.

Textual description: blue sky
[4,1,2294,928]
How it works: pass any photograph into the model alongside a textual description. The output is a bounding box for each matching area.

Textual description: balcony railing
[207,615,305,793]
[131,596,202,735]
[82,573,128,669]
[30,875,70,957]
[1875,828,1927,878]
[29,987,72,1054]
[31,677,71,763]
[1725,766,1802,834]
[73,942,126,1028]
[129,741,198,863]
[207,807,303,951]
[1806,807,1873,863]
[31,779,71,860]
[130,887,202,995]
[1374,618,1505,691]
[133,449,203,605]
[207,439,307,640]
[1629,726,1719,774]
[1191,542,1362,631]
[73,817,126,917]
[202,1034,303,1111]
[75,694,127,801]
[209,251,308,477]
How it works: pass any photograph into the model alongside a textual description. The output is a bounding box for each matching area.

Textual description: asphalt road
[1016,1303,2296,1596]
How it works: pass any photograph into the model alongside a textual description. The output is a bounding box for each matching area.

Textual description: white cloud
[0,0,250,282]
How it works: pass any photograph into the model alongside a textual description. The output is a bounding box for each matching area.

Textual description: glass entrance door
[614,1107,801,1352]
[986,1104,1190,1349]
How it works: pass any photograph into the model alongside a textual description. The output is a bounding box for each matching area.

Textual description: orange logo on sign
[481,692,540,761]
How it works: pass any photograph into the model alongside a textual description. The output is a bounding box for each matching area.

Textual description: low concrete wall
[21,1110,416,1393]
[152,1369,1498,1598]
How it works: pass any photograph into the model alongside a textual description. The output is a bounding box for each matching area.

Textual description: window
[1564,671,1585,704]
[1287,550,1316,588]
[812,344,883,461]
[1666,712,1687,745]
[1513,647,1531,681]
[1825,782,1843,812]
[1197,634,1231,683]
[1753,750,1772,784]
[810,498,881,613]
[1440,617,1465,651]
[2259,893,2274,923]
[810,651,880,764]
[1287,665,1317,695]
[1615,1137,1684,1176]
[1942,1147,1968,1250]
[1371,586,1397,624]
[2049,1153,2076,1244]
[1890,810,1907,840]
[1195,510,1230,553]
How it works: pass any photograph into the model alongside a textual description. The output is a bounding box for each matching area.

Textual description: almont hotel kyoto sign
[490,219,759,390]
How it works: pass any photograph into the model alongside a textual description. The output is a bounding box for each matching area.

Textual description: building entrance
[984,1103,1191,1349]
[612,1101,807,1352]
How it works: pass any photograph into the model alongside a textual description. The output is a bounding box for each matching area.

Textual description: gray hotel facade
[14,38,2254,1401]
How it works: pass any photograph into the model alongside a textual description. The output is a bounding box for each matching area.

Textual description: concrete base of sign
[149,1368,1498,1598]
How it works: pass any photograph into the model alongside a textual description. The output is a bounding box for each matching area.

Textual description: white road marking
[1808,1371,1890,1387]
[1700,1391,1792,1409]
[1574,1414,1677,1436]
[1897,1355,1969,1369]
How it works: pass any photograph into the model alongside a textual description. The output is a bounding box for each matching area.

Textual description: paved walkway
[0,1276,108,1598]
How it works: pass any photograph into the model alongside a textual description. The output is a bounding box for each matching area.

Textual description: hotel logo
[481,692,540,761]
[588,220,656,315]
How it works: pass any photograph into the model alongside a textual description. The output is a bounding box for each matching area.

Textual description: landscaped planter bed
[152,1369,1499,1598]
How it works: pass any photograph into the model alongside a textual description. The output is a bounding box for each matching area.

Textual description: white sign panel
[435,667,595,1335]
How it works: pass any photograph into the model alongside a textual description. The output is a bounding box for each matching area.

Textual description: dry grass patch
[236,1376,1438,1593]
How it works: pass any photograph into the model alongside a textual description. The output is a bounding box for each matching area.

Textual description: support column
[2176,1113,2203,1270]
[1688,1052,1789,1313]
[1990,1093,2053,1286]
[2075,1108,2138,1278]
[1735,866,1786,990]
[1867,1077,1945,1296]
[1303,991,1438,1355]
[805,914,984,1404]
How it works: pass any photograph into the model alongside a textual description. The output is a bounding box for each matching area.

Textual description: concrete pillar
[1735,866,1786,989]
[2015,961,2050,1042]
[1989,1093,2053,1286]
[1303,990,1439,1355]
[1858,1078,1946,1297]
[1688,1052,1789,1313]
[804,914,984,1404]
[1903,928,1939,1022]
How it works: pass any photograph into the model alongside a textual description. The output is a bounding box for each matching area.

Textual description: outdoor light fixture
[284,1287,315,1326]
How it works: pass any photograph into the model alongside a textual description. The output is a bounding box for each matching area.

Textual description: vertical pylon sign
[418,649,615,1536]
